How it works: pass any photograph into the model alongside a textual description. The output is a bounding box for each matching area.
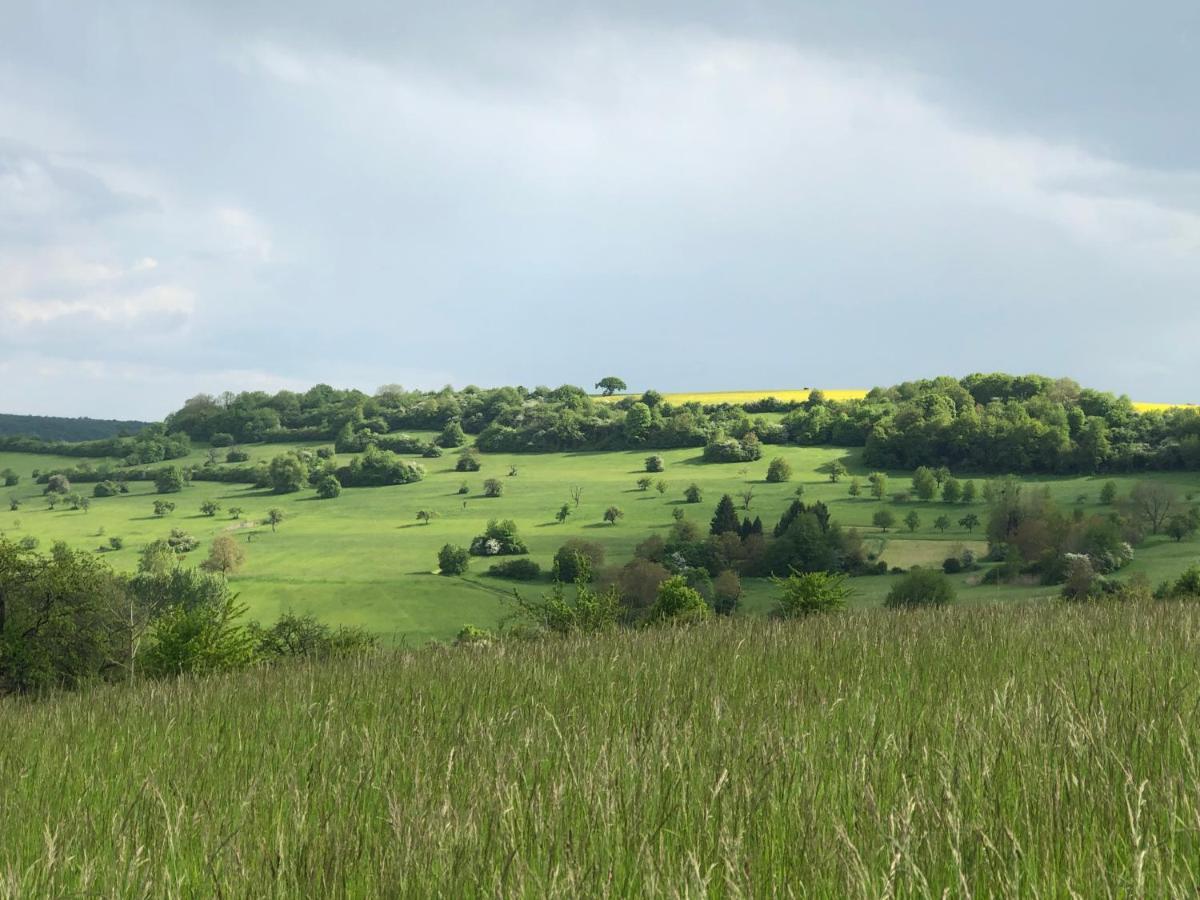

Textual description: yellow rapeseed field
[599,389,1191,412]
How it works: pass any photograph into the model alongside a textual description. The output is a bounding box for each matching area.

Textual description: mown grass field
[3,438,1199,642]
[3,599,1200,895]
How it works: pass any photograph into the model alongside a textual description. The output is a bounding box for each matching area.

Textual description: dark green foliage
[210,432,235,447]
[225,447,250,463]
[268,454,308,493]
[552,540,605,582]
[684,483,703,503]
[154,466,185,494]
[93,480,120,497]
[45,473,71,495]
[766,457,792,483]
[487,559,542,581]
[456,449,482,472]
[595,376,627,396]
[0,540,125,693]
[437,544,469,575]
[248,613,377,660]
[439,420,466,448]
[0,412,148,441]
[886,569,956,608]
[710,495,741,535]
[316,474,342,499]
[645,455,665,473]
[510,579,621,634]
[337,447,424,488]
[483,478,504,497]
[703,433,762,463]
[469,520,528,556]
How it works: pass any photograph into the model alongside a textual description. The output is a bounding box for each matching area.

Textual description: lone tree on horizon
[595,376,627,396]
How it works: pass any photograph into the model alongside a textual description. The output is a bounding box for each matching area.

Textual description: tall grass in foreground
[4,602,1200,897]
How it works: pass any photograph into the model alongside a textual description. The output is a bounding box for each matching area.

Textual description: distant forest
[4,374,1199,476]
[0,413,149,442]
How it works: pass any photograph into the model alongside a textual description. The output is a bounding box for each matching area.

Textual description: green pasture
[3,440,1199,642]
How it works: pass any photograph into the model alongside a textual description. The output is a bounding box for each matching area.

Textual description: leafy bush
[226,448,250,463]
[438,544,470,575]
[469,519,528,556]
[154,466,185,494]
[885,569,956,608]
[456,449,482,472]
[645,455,665,473]
[773,570,852,618]
[552,539,605,582]
[166,529,199,554]
[766,457,793,483]
[648,575,710,624]
[684,483,703,503]
[210,432,235,447]
[93,480,120,498]
[703,433,762,463]
[487,559,542,581]
[337,447,424,487]
[248,613,378,660]
[316,474,342,499]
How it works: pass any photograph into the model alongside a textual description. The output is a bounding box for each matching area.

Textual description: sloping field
[4,600,1200,895]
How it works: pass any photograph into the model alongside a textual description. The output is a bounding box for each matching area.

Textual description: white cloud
[1,283,194,326]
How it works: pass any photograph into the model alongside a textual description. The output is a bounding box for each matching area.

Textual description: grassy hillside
[0,412,149,441]
[3,600,1200,895]
[3,439,1199,642]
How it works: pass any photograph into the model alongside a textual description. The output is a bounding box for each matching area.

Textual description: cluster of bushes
[468,519,527,556]
[702,433,763,463]
[0,540,376,696]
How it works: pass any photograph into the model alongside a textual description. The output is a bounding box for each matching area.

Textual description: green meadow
[4,600,1200,895]
[3,437,1198,642]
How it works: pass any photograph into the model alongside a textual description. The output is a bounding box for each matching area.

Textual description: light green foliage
[647,574,710,623]
[773,570,853,618]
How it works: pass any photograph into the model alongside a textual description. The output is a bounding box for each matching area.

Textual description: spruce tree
[710,494,741,535]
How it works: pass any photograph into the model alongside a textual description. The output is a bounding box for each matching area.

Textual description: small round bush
[93,480,120,498]
[645,455,665,473]
[456,450,482,472]
[316,474,342,499]
[942,557,963,574]
[210,432,235,448]
[765,457,793,483]
[226,448,251,463]
[438,543,470,576]
[886,568,956,608]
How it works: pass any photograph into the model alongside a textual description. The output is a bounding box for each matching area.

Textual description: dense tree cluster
[149,374,1200,474]
[0,540,373,695]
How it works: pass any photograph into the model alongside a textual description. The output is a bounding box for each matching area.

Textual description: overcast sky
[2,1,1198,419]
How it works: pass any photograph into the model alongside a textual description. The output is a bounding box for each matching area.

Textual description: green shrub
[773,570,853,618]
[648,575,710,624]
[487,559,542,581]
[766,457,793,483]
[886,568,956,608]
[438,544,469,576]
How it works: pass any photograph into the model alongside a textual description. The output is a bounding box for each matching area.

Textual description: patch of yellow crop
[597,389,869,405]
[599,390,1192,412]
[1132,402,1195,413]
